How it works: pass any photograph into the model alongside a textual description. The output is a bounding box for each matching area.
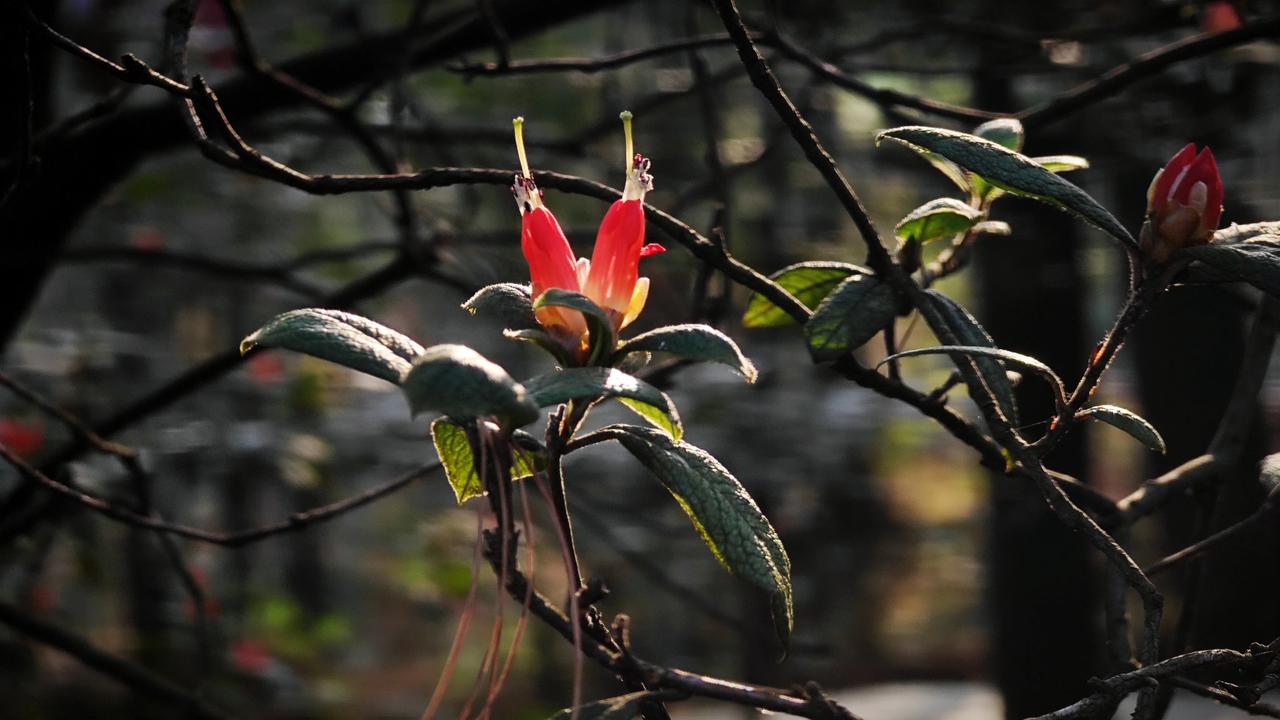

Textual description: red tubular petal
[1152,143,1198,210]
[585,200,645,314]
[1194,147,1224,233]
[521,207,580,297]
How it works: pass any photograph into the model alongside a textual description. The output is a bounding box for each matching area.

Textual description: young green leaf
[535,289,615,364]
[401,344,539,426]
[916,150,973,193]
[523,367,682,440]
[1032,155,1090,174]
[240,308,425,385]
[432,419,544,504]
[604,424,793,651]
[925,291,1020,426]
[972,220,1012,236]
[1076,405,1166,454]
[804,273,899,361]
[895,198,984,243]
[879,344,1067,411]
[1260,453,1280,492]
[615,324,757,382]
[462,283,539,330]
[432,419,483,503]
[974,117,1024,152]
[742,261,871,329]
[1182,235,1280,297]
[877,126,1135,249]
[547,691,663,720]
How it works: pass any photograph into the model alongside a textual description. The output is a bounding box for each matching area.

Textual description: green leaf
[1214,222,1280,244]
[240,308,425,384]
[804,273,899,361]
[895,198,984,243]
[1182,235,1280,297]
[973,117,1024,152]
[503,328,574,367]
[432,419,545,504]
[535,289,615,365]
[925,291,1019,426]
[523,367,682,440]
[1077,405,1166,454]
[743,261,871,328]
[605,425,793,651]
[1032,155,1090,174]
[615,324,757,382]
[880,345,1066,409]
[462,283,538,330]
[547,691,664,720]
[877,126,1135,248]
[401,344,539,426]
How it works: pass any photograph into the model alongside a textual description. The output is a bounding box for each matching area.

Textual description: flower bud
[1139,144,1222,264]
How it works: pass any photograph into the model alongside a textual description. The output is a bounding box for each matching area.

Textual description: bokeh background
[3,1,1280,718]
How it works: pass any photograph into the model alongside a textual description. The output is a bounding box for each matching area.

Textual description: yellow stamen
[620,110,634,177]
[513,116,532,179]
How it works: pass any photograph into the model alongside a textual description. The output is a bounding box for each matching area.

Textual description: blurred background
[3,1,1280,718]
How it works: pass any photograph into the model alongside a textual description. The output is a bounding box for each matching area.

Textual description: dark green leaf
[1182,235,1280,297]
[462,283,538,330]
[503,328,574,367]
[401,344,539,426]
[925,291,1019,426]
[523,367,682,440]
[804,273,899,361]
[535,289,615,364]
[880,345,1066,409]
[432,419,545,504]
[1032,155,1089,174]
[877,126,1135,248]
[974,117,1024,152]
[895,198,983,243]
[605,424,793,651]
[547,691,664,720]
[1077,405,1166,454]
[742,261,871,328]
[616,324,757,382]
[1214,222,1280,244]
[240,309,425,384]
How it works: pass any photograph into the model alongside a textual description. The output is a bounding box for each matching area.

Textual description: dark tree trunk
[972,11,1100,715]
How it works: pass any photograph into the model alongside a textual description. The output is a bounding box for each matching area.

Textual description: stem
[546,402,591,595]
[1033,261,1184,455]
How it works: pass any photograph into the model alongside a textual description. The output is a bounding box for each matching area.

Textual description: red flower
[0,418,44,460]
[583,113,664,328]
[1140,143,1223,263]
[511,113,664,356]
[512,118,588,346]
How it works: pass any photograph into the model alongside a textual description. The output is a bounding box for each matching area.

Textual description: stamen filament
[619,110,633,176]
[512,116,532,179]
